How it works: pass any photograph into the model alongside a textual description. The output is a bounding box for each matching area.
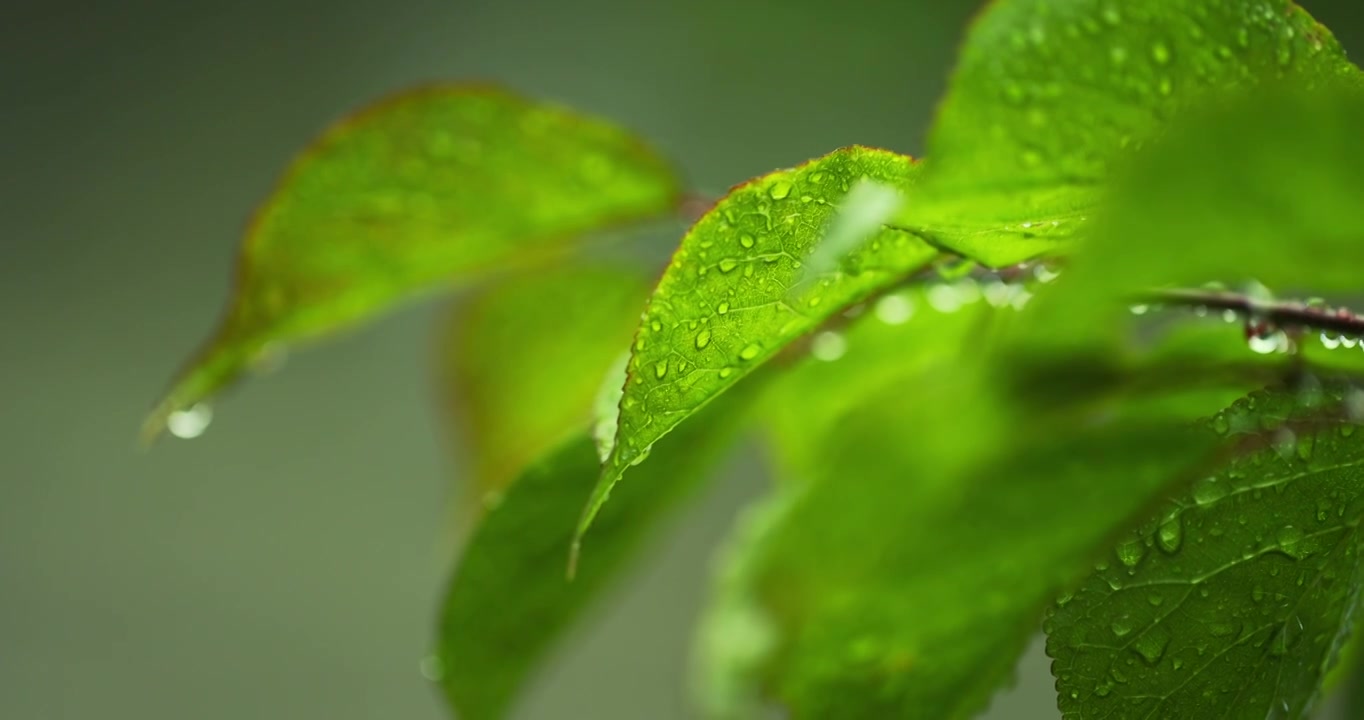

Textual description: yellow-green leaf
[145,85,681,441]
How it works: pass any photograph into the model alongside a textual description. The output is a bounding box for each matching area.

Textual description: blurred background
[5,1,1364,718]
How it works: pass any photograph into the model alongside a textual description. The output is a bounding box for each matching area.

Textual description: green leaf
[441,263,648,504]
[144,85,681,441]
[437,385,755,720]
[1029,84,1364,348]
[898,0,1359,267]
[1047,384,1364,719]
[695,284,1232,719]
[580,146,938,539]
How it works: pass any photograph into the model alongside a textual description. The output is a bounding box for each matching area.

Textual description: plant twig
[1139,288,1364,338]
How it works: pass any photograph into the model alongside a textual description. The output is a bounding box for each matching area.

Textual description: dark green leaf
[145,86,681,441]
[1047,384,1364,720]
[438,387,753,720]
[898,0,1359,267]
[695,284,1229,719]
[581,146,938,539]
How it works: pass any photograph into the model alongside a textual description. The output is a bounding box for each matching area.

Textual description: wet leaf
[1048,385,1364,720]
[580,146,937,540]
[694,284,1227,719]
[1031,84,1364,344]
[438,387,753,720]
[899,0,1359,266]
[442,263,648,504]
[145,85,681,441]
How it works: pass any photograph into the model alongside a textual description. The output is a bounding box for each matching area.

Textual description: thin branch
[1139,288,1364,338]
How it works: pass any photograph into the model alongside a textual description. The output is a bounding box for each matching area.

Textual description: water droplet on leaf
[1157,516,1184,554]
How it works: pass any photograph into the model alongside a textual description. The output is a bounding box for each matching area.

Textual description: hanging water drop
[740,343,761,361]
[769,180,793,200]
[419,655,446,682]
[694,329,712,350]
[1033,264,1061,283]
[167,403,213,440]
[1246,324,1288,355]
[718,258,739,273]
[654,360,668,379]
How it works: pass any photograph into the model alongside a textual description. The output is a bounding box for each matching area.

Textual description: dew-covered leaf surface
[1048,385,1364,720]
[146,86,680,441]
[580,146,937,540]
[898,0,1359,267]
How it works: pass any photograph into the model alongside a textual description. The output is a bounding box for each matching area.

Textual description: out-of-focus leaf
[145,85,681,441]
[1047,384,1364,720]
[581,146,938,540]
[1025,85,1364,355]
[758,282,999,485]
[442,263,648,503]
[437,387,754,720]
[694,279,1274,719]
[898,0,1359,266]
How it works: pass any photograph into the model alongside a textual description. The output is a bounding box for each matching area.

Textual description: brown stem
[1139,288,1364,337]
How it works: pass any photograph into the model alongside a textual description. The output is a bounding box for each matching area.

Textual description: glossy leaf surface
[899,0,1358,267]
[1048,385,1364,720]
[582,146,937,538]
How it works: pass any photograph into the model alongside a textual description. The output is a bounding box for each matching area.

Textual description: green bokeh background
[4,1,1363,718]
